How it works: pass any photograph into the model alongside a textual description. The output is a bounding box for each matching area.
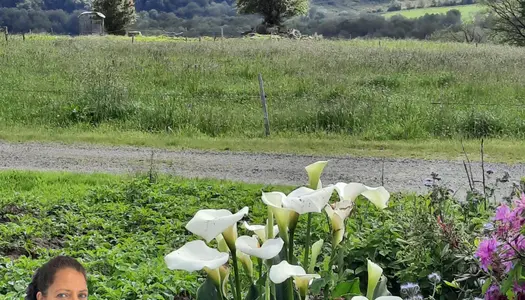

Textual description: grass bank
[1,37,525,161]
[2,126,525,163]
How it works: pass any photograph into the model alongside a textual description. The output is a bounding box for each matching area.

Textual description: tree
[236,0,308,27]
[485,0,525,45]
[93,0,136,35]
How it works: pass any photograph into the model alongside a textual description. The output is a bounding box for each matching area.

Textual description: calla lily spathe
[334,182,390,210]
[367,259,383,299]
[269,261,320,284]
[324,200,353,246]
[164,240,229,272]
[282,186,335,215]
[243,221,279,242]
[236,235,284,260]
[269,261,320,300]
[305,161,328,190]
[185,207,249,243]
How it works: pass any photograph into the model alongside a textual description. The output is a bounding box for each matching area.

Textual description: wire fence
[1,88,524,108]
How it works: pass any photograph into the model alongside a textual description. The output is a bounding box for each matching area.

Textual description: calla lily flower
[282,186,335,215]
[269,261,320,300]
[305,161,328,190]
[185,207,249,248]
[236,236,284,260]
[308,239,324,273]
[243,221,279,242]
[324,200,353,246]
[237,250,253,278]
[164,240,229,272]
[334,182,390,210]
[350,260,403,300]
[262,187,334,240]
[367,259,383,299]
[262,192,298,243]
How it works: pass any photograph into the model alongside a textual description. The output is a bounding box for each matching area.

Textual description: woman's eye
[79,293,88,299]
[57,293,68,298]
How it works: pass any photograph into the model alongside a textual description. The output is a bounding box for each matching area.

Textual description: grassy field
[1,36,525,161]
[383,4,487,21]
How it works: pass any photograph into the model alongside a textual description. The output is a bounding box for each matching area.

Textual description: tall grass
[1,36,525,140]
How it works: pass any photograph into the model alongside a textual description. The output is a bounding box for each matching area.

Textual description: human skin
[36,268,88,300]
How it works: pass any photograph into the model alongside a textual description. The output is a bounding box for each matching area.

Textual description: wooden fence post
[221,26,224,39]
[4,27,8,43]
[22,33,25,41]
[258,74,270,136]
[131,35,135,44]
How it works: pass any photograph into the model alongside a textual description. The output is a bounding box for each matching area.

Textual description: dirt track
[0,141,524,198]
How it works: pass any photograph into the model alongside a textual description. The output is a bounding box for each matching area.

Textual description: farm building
[78,11,106,35]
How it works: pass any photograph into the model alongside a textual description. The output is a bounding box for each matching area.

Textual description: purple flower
[514,282,525,294]
[485,285,507,300]
[476,238,498,271]
[494,204,513,223]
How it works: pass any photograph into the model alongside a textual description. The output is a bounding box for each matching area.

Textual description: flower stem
[303,213,312,268]
[258,258,263,281]
[288,278,295,300]
[231,250,242,300]
[288,228,295,262]
[267,209,274,239]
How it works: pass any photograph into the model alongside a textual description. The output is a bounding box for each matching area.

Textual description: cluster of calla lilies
[164,161,404,300]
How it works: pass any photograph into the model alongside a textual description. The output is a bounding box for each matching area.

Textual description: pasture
[383,4,486,21]
[1,36,525,161]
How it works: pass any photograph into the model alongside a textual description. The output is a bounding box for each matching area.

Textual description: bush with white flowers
[163,161,401,300]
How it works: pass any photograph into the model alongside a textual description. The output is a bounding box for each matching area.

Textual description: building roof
[78,11,106,19]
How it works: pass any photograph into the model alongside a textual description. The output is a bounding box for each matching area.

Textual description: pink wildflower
[476,238,498,272]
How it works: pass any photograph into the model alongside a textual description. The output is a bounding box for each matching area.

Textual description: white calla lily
[237,250,253,278]
[243,221,279,242]
[164,240,229,272]
[367,259,384,299]
[185,207,249,244]
[269,261,320,300]
[236,236,284,260]
[282,186,335,215]
[308,239,324,273]
[305,161,328,190]
[262,192,298,242]
[335,182,390,210]
[324,200,353,246]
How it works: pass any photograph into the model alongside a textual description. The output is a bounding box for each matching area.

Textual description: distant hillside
[383,4,486,21]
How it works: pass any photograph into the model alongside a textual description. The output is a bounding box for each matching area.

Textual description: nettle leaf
[332,278,361,298]
[196,278,220,300]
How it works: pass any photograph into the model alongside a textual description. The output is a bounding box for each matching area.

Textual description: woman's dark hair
[26,255,87,300]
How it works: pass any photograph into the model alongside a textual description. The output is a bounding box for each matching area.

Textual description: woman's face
[37,268,88,300]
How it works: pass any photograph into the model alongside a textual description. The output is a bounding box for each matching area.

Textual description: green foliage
[236,0,308,26]
[93,0,136,34]
[334,185,490,299]
[0,171,291,299]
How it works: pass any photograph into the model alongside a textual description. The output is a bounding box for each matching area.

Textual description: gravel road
[0,141,524,199]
